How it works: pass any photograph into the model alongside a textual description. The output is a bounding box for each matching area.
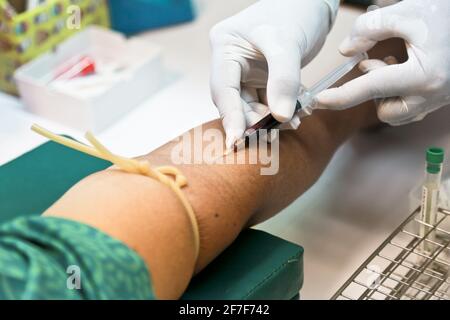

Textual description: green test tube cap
[426,147,444,173]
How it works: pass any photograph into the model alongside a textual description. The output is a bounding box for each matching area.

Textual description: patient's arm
[43,99,378,299]
[41,35,406,299]
[42,37,411,301]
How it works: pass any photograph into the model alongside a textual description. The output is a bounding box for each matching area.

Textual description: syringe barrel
[297,52,368,115]
[309,52,368,98]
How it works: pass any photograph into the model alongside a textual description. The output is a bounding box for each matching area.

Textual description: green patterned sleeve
[0,217,155,300]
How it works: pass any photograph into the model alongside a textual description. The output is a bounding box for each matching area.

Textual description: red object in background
[53,55,96,81]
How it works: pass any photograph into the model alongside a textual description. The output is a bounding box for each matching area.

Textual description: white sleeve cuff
[323,0,340,28]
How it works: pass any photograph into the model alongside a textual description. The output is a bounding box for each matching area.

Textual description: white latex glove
[316,0,450,126]
[210,0,339,148]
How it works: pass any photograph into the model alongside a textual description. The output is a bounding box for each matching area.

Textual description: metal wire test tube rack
[332,207,450,300]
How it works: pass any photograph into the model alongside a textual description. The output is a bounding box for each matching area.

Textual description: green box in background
[0,0,110,95]
[108,0,196,36]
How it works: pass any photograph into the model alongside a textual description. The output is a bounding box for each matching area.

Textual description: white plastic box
[15,26,166,132]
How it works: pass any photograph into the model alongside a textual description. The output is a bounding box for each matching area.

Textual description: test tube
[420,147,445,254]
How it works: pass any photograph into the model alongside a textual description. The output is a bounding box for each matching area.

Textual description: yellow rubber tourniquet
[31,124,200,262]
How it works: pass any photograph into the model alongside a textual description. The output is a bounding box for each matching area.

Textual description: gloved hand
[316,0,450,126]
[210,0,339,148]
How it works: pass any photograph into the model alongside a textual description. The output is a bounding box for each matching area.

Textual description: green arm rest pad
[0,140,304,299]
[184,229,303,300]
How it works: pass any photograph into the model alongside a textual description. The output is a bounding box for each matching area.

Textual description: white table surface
[1,0,449,300]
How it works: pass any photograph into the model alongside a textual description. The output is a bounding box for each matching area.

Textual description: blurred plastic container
[15,26,166,132]
[108,0,195,36]
[0,0,110,95]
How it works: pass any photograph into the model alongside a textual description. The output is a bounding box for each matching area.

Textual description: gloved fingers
[339,4,415,56]
[240,87,278,144]
[240,59,269,88]
[365,56,431,125]
[377,95,428,126]
[383,55,399,66]
[241,86,300,130]
[376,97,408,125]
[242,87,271,116]
[243,102,266,128]
[257,89,269,106]
[315,58,388,110]
[355,56,427,126]
[210,58,247,148]
[259,42,302,123]
[315,60,419,110]
[242,87,269,127]
[241,86,260,105]
[358,57,408,125]
[358,56,399,74]
[359,58,389,73]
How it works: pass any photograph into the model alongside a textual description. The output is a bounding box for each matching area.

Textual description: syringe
[233,52,369,151]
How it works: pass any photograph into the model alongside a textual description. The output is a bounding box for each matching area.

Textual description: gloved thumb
[263,45,302,123]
